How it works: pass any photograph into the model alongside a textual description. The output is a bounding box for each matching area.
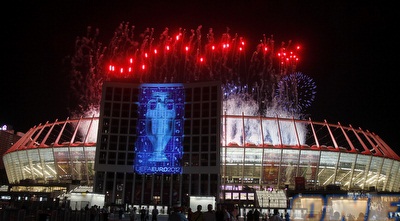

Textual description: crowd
[0,199,292,221]
[168,203,288,221]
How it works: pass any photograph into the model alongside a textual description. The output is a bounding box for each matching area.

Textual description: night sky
[1,1,398,152]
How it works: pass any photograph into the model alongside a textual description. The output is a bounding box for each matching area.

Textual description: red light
[199,57,204,62]
[264,47,268,51]
[129,58,133,63]
[185,46,189,51]
[176,34,180,41]
[141,64,146,70]
[166,45,170,51]
[120,68,124,73]
[154,49,158,54]
[239,47,243,51]
[211,45,215,50]
[145,53,148,58]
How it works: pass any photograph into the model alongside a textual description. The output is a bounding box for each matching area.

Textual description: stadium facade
[3,81,400,208]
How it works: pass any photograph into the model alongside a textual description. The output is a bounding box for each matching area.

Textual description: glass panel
[280,149,299,186]
[244,118,262,145]
[318,151,339,186]
[263,149,281,185]
[366,157,383,190]
[335,153,356,189]
[20,150,32,180]
[70,147,84,180]
[54,147,71,182]
[298,150,319,188]
[391,162,400,192]
[353,154,370,189]
[13,152,23,182]
[379,159,393,191]
[39,148,56,182]
[387,161,400,191]
[28,149,44,182]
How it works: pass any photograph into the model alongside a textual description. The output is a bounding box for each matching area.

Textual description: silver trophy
[146,92,175,162]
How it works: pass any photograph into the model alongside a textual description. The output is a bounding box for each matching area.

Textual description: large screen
[134,84,184,174]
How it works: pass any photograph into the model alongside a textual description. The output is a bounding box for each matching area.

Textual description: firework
[69,26,106,118]
[275,72,317,114]
[69,22,316,118]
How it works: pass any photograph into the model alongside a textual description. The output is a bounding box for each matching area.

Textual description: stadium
[3,88,400,194]
[2,80,400,221]
[3,116,98,186]
[2,25,400,220]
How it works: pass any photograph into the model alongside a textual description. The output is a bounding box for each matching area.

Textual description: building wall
[0,129,22,184]
[94,81,222,206]
[0,129,22,169]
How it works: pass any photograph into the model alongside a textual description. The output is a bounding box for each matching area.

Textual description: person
[247,209,253,221]
[141,207,147,221]
[215,204,225,221]
[130,207,137,221]
[253,209,260,221]
[169,204,188,221]
[356,212,364,221]
[223,206,231,221]
[187,208,193,221]
[285,212,290,221]
[357,212,364,221]
[101,206,109,221]
[203,204,216,221]
[269,209,283,221]
[331,211,341,221]
[90,205,98,221]
[119,207,124,220]
[231,206,239,221]
[191,205,203,221]
[152,206,159,221]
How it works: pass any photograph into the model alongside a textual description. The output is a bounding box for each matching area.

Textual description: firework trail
[69,22,316,119]
[69,26,106,118]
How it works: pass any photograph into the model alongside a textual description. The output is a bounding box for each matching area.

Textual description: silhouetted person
[191,205,203,221]
[269,209,283,221]
[169,204,188,221]
[141,207,147,221]
[215,204,224,221]
[203,204,216,221]
[152,207,159,221]
[253,209,260,221]
[285,212,290,221]
[247,209,253,221]
[119,207,124,220]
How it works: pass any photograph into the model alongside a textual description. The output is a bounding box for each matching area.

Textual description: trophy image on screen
[146,92,175,162]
